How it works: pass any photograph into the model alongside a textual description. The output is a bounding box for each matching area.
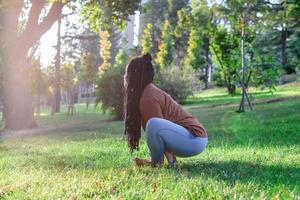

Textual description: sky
[40,24,58,67]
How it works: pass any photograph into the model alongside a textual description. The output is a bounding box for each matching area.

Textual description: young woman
[124,53,208,167]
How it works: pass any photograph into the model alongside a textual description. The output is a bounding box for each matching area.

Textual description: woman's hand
[133,157,152,167]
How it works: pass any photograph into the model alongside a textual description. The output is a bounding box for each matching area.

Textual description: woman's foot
[168,160,178,168]
[164,150,177,167]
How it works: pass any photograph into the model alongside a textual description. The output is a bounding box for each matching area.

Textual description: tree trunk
[211,45,236,94]
[240,22,246,112]
[227,84,236,95]
[67,90,75,116]
[36,95,41,118]
[204,36,210,89]
[1,1,64,130]
[3,61,36,129]
[54,14,62,113]
[86,83,90,110]
[280,24,287,72]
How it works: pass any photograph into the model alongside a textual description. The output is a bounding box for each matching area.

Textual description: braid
[124,54,154,151]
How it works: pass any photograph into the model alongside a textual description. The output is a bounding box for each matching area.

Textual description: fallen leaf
[152,183,157,193]
[0,144,8,151]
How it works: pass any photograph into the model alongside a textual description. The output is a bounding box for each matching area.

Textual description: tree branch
[2,1,24,34]
[24,0,46,32]
[62,34,99,40]
[18,2,65,56]
[211,45,230,86]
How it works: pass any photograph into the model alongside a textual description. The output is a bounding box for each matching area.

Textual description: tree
[177,0,215,89]
[60,63,77,116]
[139,0,188,59]
[53,13,62,114]
[108,25,122,66]
[0,1,64,130]
[0,0,141,130]
[139,0,168,54]
[174,7,191,66]
[155,20,174,69]
[99,30,112,76]
[79,52,98,109]
[214,0,282,111]
[0,39,3,121]
[211,26,240,94]
[141,23,153,54]
[261,0,300,74]
[95,47,129,120]
[184,27,206,74]
[29,58,49,117]
[167,0,190,65]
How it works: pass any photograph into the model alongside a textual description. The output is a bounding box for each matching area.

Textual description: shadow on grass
[179,160,300,188]
[0,117,124,141]
[9,148,130,170]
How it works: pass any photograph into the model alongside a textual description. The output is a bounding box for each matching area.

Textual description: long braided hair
[124,53,154,151]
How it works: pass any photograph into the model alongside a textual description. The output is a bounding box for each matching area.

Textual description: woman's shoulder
[142,83,157,96]
[141,83,163,101]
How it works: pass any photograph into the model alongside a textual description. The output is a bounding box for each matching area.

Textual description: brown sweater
[139,83,207,137]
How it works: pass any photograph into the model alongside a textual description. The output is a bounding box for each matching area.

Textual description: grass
[184,82,300,106]
[0,83,300,199]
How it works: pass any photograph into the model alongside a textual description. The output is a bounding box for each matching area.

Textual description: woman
[124,53,208,167]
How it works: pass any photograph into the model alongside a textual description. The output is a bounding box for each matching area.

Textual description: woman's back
[139,83,207,137]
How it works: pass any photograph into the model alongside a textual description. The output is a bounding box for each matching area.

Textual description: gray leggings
[145,117,208,164]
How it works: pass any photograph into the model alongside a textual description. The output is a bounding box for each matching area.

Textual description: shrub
[156,65,194,103]
[95,65,125,120]
[212,69,226,87]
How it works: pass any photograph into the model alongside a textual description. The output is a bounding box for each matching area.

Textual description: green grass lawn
[0,83,300,199]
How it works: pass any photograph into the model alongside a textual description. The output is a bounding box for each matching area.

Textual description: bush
[95,66,125,120]
[212,69,226,87]
[156,65,194,103]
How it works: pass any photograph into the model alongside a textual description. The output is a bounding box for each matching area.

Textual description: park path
[0,117,113,140]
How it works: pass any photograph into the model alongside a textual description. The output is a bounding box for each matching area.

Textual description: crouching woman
[123,53,208,167]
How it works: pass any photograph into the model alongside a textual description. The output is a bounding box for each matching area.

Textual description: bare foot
[168,160,178,168]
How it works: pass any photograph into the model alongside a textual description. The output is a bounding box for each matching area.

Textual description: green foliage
[80,0,141,31]
[28,59,49,96]
[99,30,112,76]
[212,26,240,94]
[286,31,300,73]
[138,0,168,53]
[95,65,125,120]
[184,27,206,69]
[114,48,130,68]
[175,8,191,37]
[95,48,130,120]
[263,0,300,74]
[177,0,214,89]
[157,65,193,103]
[212,69,226,87]
[166,0,189,26]
[79,52,98,85]
[60,63,77,92]
[155,20,174,68]
[141,23,153,54]
[139,0,188,58]
[250,51,281,92]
